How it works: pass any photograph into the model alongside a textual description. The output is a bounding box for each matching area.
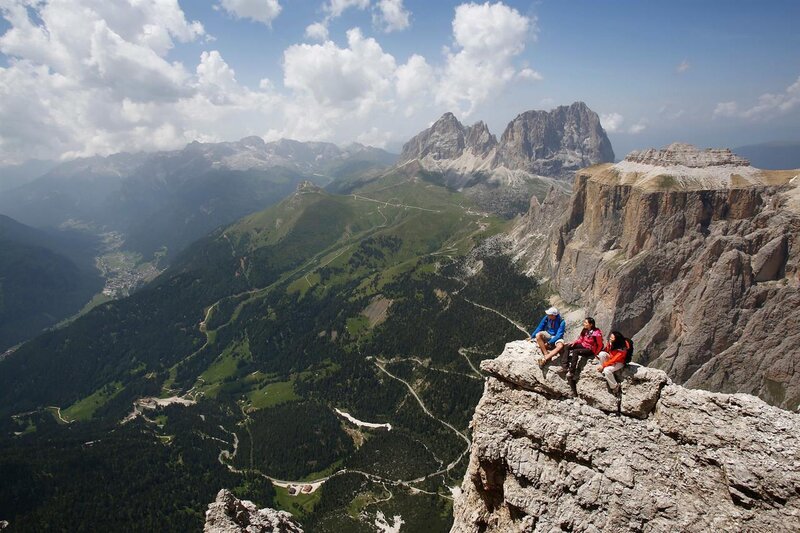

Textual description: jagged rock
[625,143,750,168]
[397,103,612,217]
[752,235,788,281]
[494,102,615,179]
[204,489,303,533]
[480,341,668,418]
[510,146,800,410]
[451,343,800,532]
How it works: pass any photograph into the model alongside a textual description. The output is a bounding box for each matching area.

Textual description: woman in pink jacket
[557,317,603,379]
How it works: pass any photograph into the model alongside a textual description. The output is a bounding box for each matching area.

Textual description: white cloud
[325,0,370,18]
[436,2,534,116]
[305,22,329,41]
[517,67,542,81]
[658,103,685,120]
[713,76,800,120]
[600,112,624,133]
[373,0,410,33]
[713,101,738,118]
[0,0,551,164]
[395,54,434,101]
[676,59,690,73]
[628,120,647,134]
[356,126,392,148]
[218,0,282,26]
[0,0,289,163]
[284,28,395,110]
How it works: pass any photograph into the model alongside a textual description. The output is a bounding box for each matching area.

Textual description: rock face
[204,489,303,533]
[510,146,800,410]
[400,113,496,164]
[450,341,800,532]
[494,103,615,178]
[397,103,614,216]
[625,142,750,168]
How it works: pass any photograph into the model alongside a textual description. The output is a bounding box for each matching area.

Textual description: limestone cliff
[451,341,800,532]
[510,144,800,410]
[204,489,303,533]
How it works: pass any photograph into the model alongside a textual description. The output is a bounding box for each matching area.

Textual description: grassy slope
[0,171,543,532]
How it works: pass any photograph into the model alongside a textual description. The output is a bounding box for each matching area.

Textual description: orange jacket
[601,340,629,368]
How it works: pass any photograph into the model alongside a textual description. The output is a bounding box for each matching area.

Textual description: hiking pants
[597,351,624,388]
[561,344,595,374]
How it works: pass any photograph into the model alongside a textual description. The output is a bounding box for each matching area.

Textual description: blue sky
[0,0,798,163]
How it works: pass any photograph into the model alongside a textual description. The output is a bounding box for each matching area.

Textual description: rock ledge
[452,341,800,532]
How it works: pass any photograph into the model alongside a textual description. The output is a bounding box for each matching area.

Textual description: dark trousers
[561,344,595,374]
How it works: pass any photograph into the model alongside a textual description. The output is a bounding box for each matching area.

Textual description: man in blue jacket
[529,307,566,366]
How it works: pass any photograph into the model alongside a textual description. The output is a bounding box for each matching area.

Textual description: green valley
[0,172,546,531]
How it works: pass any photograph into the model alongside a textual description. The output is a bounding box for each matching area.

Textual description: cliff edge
[510,144,800,409]
[451,341,800,532]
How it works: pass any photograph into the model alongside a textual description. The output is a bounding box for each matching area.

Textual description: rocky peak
[204,489,303,533]
[465,121,498,157]
[625,142,751,168]
[398,112,467,163]
[399,102,613,180]
[451,341,800,532]
[295,180,321,193]
[494,101,615,179]
[237,136,266,150]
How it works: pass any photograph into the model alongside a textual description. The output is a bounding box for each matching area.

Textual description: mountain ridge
[396,102,613,217]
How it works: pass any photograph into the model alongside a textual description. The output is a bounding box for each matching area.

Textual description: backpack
[624,338,635,365]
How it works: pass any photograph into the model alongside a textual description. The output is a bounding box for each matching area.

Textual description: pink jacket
[573,329,603,355]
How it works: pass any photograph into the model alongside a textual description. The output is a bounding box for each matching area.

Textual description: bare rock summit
[397,102,613,217]
[204,489,303,533]
[450,341,800,532]
[625,142,750,168]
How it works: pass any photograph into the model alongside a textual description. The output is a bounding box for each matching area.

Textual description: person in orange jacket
[596,330,629,393]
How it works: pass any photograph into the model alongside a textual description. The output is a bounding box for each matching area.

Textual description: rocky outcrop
[204,489,303,533]
[625,143,750,168]
[494,103,615,179]
[451,341,800,532]
[397,103,613,217]
[510,146,800,410]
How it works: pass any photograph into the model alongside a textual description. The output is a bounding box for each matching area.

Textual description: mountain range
[395,101,614,216]
[0,138,396,261]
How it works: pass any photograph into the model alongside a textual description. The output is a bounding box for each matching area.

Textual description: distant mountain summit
[399,102,614,180]
[396,102,614,216]
[495,102,614,177]
[625,142,750,168]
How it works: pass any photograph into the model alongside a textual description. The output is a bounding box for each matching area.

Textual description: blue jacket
[532,314,565,343]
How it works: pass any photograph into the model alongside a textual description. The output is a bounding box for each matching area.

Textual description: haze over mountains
[0,215,102,351]
[0,137,396,261]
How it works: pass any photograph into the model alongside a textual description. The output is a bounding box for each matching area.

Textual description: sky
[0,0,798,165]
